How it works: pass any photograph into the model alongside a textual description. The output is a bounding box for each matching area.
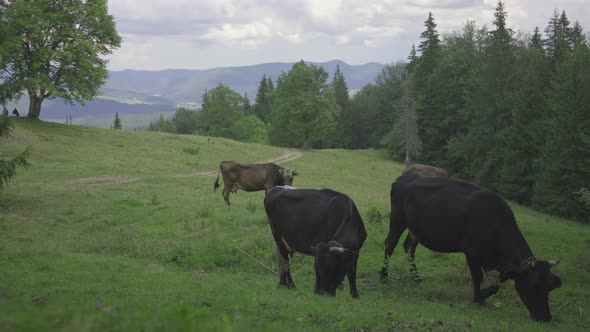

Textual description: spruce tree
[414,12,441,163]
[530,26,544,53]
[330,64,350,148]
[113,112,122,129]
[533,43,590,220]
[253,75,274,123]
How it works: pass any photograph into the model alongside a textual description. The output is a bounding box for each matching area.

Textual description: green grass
[1,119,589,331]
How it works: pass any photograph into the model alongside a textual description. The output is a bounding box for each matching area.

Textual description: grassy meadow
[1,119,589,331]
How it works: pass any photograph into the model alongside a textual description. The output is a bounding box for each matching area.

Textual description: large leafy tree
[0,0,121,118]
[270,61,339,149]
[200,84,249,138]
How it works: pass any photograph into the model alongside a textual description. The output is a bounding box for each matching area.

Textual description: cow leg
[403,232,421,282]
[222,185,232,205]
[380,216,406,280]
[275,244,295,288]
[465,254,499,303]
[347,253,360,298]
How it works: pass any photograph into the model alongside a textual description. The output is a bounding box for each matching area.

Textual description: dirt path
[61,149,303,185]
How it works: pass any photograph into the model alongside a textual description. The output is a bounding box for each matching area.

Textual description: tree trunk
[27,95,44,118]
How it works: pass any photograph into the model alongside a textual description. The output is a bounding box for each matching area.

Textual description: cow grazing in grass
[264,187,367,298]
[381,174,561,321]
[380,163,449,279]
[213,161,298,205]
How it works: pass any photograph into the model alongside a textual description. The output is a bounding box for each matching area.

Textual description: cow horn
[548,260,560,268]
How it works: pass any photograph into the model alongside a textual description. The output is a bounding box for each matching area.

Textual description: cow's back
[265,188,366,253]
[392,175,513,253]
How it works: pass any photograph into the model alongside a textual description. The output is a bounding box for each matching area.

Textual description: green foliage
[0,118,30,189]
[171,108,200,134]
[0,0,121,118]
[200,85,248,138]
[366,203,384,223]
[270,61,339,149]
[253,75,274,123]
[532,44,590,221]
[112,113,122,130]
[148,114,175,133]
[228,116,269,144]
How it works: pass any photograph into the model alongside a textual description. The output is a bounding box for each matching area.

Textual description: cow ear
[279,168,285,176]
[292,170,299,176]
[548,260,560,268]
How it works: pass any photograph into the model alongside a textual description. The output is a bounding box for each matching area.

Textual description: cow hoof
[351,291,359,299]
[379,268,389,280]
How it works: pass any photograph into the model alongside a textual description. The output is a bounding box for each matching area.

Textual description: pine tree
[530,26,544,53]
[0,118,30,189]
[253,75,274,123]
[243,93,252,116]
[533,43,590,220]
[113,112,122,129]
[498,47,548,203]
[414,12,441,163]
[569,21,587,48]
[545,9,571,68]
[330,64,350,148]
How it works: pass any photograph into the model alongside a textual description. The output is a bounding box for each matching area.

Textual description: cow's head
[279,168,299,186]
[313,241,353,296]
[507,259,561,321]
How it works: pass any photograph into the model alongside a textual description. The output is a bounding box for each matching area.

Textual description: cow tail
[213,164,221,192]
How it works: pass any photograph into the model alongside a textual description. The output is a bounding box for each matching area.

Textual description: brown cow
[380,163,449,281]
[213,161,298,205]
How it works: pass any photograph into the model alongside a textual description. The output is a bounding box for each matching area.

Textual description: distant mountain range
[8,59,384,127]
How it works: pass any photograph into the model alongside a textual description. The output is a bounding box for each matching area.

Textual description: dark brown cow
[213,161,298,205]
[381,163,449,280]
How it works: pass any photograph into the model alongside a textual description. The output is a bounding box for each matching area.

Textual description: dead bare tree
[400,68,422,165]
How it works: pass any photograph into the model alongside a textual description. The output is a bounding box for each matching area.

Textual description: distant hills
[8,60,384,128]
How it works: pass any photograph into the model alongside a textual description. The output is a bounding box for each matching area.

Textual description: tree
[329,64,350,148]
[0,0,121,118]
[270,61,339,149]
[0,117,30,189]
[148,114,175,133]
[200,85,248,138]
[544,9,571,69]
[171,108,200,134]
[530,26,544,53]
[253,74,274,123]
[228,116,269,144]
[112,112,122,130]
[532,43,590,220]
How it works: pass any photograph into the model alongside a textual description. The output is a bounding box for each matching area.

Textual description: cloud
[106,0,590,70]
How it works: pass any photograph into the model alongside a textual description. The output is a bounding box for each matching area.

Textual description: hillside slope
[0,120,588,331]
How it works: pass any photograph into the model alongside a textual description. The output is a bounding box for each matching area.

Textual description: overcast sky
[106,0,590,71]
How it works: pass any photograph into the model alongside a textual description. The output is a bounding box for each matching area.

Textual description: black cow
[213,161,298,205]
[381,174,561,321]
[12,108,19,117]
[264,187,367,298]
[384,163,449,280]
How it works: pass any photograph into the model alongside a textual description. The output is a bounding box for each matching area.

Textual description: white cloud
[106,0,590,70]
